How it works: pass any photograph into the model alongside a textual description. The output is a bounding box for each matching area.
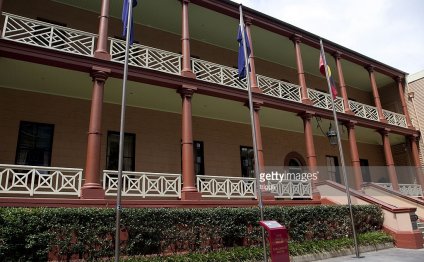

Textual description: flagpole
[114,0,133,261]
[319,39,360,258]
[239,5,267,262]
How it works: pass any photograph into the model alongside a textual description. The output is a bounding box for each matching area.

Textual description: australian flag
[122,0,138,45]
[237,25,251,79]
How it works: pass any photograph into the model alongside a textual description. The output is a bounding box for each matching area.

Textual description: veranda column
[334,52,353,114]
[179,86,201,200]
[409,135,424,190]
[291,34,311,104]
[300,112,320,199]
[81,1,112,199]
[366,65,387,123]
[94,0,110,60]
[379,129,400,191]
[245,18,261,93]
[346,121,363,190]
[396,77,413,128]
[82,67,109,199]
[180,0,196,78]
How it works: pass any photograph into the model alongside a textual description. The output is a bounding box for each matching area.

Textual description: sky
[232,0,424,75]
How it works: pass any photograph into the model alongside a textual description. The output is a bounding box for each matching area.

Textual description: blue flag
[122,0,138,45]
[237,25,251,79]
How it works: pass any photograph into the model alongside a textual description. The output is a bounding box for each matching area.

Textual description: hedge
[0,205,383,261]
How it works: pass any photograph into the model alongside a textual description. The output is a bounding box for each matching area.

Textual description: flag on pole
[237,25,251,79]
[319,53,338,99]
[122,0,138,45]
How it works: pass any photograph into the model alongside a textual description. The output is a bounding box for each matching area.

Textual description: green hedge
[0,205,383,261]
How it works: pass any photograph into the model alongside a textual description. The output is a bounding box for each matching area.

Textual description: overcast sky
[233,0,424,75]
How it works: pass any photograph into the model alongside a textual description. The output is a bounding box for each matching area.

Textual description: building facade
[407,70,424,168]
[0,0,423,204]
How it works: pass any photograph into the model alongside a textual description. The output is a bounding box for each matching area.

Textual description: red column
[94,0,110,60]
[81,67,110,199]
[291,34,311,104]
[409,135,424,189]
[300,112,320,199]
[346,121,363,190]
[367,65,387,123]
[396,77,413,128]
[181,0,196,78]
[245,18,261,93]
[334,52,353,114]
[379,129,399,191]
[179,86,201,200]
[252,101,265,172]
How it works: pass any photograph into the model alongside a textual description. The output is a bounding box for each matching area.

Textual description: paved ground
[318,248,424,262]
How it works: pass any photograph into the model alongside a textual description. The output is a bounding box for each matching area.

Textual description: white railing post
[48,27,54,48]
[2,14,9,38]
[30,168,35,197]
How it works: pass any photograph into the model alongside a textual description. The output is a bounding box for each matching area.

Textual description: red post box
[259,220,290,262]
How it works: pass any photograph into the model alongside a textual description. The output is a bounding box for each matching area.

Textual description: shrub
[0,205,383,261]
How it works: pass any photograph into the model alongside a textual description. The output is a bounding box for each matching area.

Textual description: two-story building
[0,0,423,206]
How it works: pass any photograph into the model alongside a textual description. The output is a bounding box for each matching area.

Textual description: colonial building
[0,0,423,206]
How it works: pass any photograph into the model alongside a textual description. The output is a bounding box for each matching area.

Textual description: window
[288,158,303,173]
[106,131,135,171]
[240,146,254,178]
[326,156,341,183]
[193,141,204,176]
[360,159,371,182]
[15,121,54,166]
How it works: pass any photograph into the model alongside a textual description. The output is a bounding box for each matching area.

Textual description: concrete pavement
[317,248,424,262]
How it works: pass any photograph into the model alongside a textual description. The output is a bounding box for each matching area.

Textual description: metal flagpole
[239,5,267,262]
[115,0,133,261]
[319,39,361,258]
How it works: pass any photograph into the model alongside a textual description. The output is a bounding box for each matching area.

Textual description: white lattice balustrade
[257,75,301,102]
[0,164,82,197]
[197,175,256,199]
[103,170,181,198]
[348,100,380,121]
[376,183,423,197]
[191,58,247,90]
[267,180,312,199]
[383,110,407,128]
[308,89,344,113]
[110,39,182,75]
[2,13,96,56]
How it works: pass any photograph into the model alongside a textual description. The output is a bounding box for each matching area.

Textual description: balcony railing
[192,58,247,90]
[2,13,96,57]
[349,100,380,121]
[110,38,182,75]
[197,175,257,199]
[1,13,409,128]
[103,170,181,198]
[376,183,423,197]
[383,109,407,128]
[0,164,82,197]
[257,75,301,103]
[267,180,312,199]
[308,88,344,113]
